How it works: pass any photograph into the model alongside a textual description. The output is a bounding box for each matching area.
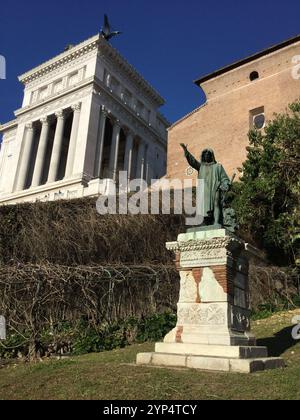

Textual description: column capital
[55,109,66,120]
[113,119,122,129]
[101,105,109,116]
[71,102,82,112]
[25,122,34,130]
[40,116,50,125]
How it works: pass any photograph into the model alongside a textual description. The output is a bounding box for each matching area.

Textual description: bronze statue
[101,15,122,41]
[180,144,238,232]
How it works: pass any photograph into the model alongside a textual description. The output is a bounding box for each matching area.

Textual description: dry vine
[0,263,179,357]
[249,265,299,309]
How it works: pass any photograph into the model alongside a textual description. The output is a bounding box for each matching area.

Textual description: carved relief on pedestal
[167,236,245,269]
[178,271,198,303]
[201,304,226,326]
[180,248,227,268]
[177,305,200,325]
[177,303,226,326]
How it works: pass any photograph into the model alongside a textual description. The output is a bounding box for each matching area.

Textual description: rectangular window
[38,86,48,101]
[68,72,79,87]
[121,89,132,106]
[53,79,63,94]
[110,77,119,93]
[146,108,151,123]
[136,100,144,116]
[30,90,38,104]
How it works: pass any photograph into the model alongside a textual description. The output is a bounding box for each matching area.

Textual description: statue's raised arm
[179,146,238,231]
[180,144,201,171]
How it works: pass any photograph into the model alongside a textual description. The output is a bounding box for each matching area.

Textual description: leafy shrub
[135,312,177,342]
[0,312,177,359]
[233,101,300,266]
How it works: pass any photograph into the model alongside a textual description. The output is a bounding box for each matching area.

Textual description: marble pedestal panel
[137,229,285,373]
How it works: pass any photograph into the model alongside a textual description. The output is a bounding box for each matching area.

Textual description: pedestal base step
[155,343,268,359]
[137,352,285,374]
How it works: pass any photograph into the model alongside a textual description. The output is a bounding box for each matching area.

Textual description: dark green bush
[135,312,177,343]
[0,312,177,359]
[232,101,300,266]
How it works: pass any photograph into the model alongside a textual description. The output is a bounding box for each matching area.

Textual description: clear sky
[0,0,300,125]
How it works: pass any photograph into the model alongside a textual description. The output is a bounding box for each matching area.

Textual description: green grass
[0,309,300,400]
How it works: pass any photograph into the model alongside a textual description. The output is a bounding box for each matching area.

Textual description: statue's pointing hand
[180,143,188,152]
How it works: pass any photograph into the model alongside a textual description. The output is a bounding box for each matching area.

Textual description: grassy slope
[0,309,299,401]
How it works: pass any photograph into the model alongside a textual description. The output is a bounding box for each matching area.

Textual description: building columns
[145,162,151,185]
[31,117,50,188]
[16,123,36,191]
[145,145,151,185]
[124,131,134,181]
[109,120,121,182]
[65,103,81,179]
[94,105,108,178]
[47,110,66,183]
[136,140,146,180]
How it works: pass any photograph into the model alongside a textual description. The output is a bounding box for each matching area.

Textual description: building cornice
[18,35,100,85]
[18,34,165,108]
[97,37,165,107]
[0,119,18,133]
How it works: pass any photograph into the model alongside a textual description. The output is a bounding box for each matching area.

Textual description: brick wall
[167,40,300,181]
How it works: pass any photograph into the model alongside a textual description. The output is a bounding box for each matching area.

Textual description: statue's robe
[185,149,230,219]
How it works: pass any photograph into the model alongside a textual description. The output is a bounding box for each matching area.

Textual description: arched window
[250,71,259,82]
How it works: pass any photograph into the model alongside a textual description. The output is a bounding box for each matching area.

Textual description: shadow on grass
[257,326,298,357]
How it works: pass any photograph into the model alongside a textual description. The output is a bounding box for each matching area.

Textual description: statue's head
[201,149,216,164]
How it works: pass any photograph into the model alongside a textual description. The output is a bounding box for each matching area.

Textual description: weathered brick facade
[167,36,300,181]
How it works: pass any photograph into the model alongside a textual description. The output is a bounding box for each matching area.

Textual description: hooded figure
[180,145,230,225]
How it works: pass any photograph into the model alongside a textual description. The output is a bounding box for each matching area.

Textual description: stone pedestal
[137,229,285,373]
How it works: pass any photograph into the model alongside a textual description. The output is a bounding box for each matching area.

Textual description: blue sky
[0,0,300,125]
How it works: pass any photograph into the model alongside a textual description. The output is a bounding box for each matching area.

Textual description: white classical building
[0,34,169,204]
